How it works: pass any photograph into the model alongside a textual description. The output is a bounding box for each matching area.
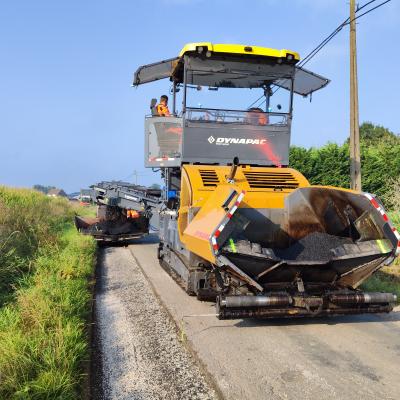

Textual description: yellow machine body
[179,42,300,62]
[178,165,310,263]
[134,41,399,319]
[177,164,398,287]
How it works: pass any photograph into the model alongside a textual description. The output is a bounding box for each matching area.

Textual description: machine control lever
[227,157,239,183]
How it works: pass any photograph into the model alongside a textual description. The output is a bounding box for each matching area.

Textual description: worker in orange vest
[247,107,269,125]
[127,209,139,219]
[156,95,171,116]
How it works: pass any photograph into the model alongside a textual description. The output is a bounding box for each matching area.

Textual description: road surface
[95,235,400,400]
[93,244,218,400]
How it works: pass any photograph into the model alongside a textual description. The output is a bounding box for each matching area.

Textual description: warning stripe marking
[363,192,400,256]
[210,190,246,253]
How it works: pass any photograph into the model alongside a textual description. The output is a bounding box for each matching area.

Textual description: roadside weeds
[0,187,96,399]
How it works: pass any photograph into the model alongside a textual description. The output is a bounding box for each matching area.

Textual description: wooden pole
[350,0,362,190]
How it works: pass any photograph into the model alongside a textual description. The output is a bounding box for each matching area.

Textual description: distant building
[47,188,67,198]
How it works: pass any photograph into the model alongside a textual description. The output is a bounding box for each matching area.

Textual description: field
[0,187,96,399]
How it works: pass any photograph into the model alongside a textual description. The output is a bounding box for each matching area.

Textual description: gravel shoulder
[93,245,218,400]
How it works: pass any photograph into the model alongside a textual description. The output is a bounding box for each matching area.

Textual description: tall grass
[0,187,96,399]
[69,202,97,218]
[388,211,400,267]
[361,210,400,300]
[361,272,400,302]
[0,187,72,305]
[388,211,400,229]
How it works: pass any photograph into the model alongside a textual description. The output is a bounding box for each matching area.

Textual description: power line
[298,20,348,68]
[356,0,380,12]
[248,0,391,107]
[352,0,391,22]
[300,0,391,68]
[247,93,265,109]
[300,0,388,68]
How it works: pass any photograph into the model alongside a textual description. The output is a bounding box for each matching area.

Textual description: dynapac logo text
[208,136,267,146]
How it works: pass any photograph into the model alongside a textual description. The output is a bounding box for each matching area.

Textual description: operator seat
[150,98,158,116]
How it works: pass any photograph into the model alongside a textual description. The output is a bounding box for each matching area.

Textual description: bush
[290,122,400,209]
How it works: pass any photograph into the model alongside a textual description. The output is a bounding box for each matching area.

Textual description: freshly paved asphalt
[93,244,217,400]
[126,234,400,400]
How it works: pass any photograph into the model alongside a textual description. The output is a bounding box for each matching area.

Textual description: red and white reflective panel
[149,157,176,162]
[211,190,246,253]
[392,227,400,255]
[211,236,218,251]
[364,192,400,256]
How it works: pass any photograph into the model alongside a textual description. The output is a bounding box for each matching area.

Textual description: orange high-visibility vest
[258,114,268,125]
[127,210,139,219]
[156,103,171,116]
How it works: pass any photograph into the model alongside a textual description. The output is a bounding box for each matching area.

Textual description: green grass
[360,210,400,301]
[388,211,400,267]
[0,187,74,305]
[361,272,400,303]
[69,202,97,218]
[0,187,96,399]
[388,211,400,230]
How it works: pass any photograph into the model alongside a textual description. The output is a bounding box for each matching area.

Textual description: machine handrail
[185,106,289,117]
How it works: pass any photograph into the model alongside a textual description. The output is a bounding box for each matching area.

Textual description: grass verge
[361,271,400,303]
[386,211,400,270]
[361,210,400,302]
[0,187,96,399]
[69,202,97,218]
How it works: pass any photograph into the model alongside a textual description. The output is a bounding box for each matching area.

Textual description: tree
[359,122,400,146]
[33,185,56,194]
[289,122,400,209]
[289,146,315,179]
[381,177,400,214]
[290,143,349,188]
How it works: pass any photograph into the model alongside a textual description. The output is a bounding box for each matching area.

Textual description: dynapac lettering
[209,136,268,146]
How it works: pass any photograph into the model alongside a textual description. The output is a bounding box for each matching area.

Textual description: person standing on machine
[156,95,171,116]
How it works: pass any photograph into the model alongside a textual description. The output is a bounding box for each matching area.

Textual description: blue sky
[1,0,398,192]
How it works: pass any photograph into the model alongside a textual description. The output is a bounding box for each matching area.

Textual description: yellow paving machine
[133,43,399,319]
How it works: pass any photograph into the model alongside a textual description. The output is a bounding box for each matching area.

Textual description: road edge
[129,247,225,400]
[90,247,106,400]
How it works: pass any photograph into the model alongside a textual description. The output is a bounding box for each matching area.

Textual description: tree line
[289,122,400,210]
[33,184,56,195]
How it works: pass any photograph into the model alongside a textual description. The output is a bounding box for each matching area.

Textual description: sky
[0,0,399,192]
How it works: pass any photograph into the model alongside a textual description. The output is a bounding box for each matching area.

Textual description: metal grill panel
[199,170,220,187]
[244,171,299,189]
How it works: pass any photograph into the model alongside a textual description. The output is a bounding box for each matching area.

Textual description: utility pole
[133,170,138,185]
[349,0,361,191]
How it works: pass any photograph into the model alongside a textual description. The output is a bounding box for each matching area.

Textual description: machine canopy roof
[133,43,330,96]
[133,57,179,85]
